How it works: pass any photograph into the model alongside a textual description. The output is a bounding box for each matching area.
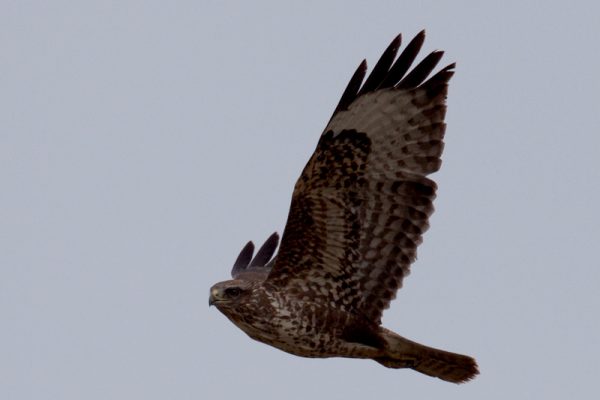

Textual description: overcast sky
[2,1,600,399]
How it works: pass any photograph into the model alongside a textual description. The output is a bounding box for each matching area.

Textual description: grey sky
[2,1,599,399]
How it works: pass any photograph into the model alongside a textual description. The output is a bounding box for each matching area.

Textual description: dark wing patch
[231,232,279,281]
[267,130,370,306]
[267,31,454,323]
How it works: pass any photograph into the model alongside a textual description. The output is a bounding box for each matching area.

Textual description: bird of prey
[209,31,478,383]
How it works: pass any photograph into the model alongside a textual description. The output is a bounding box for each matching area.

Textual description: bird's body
[214,281,380,358]
[209,31,479,383]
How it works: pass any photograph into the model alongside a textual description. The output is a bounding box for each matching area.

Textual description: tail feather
[375,328,479,384]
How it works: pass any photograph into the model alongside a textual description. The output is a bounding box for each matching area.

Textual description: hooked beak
[208,287,220,307]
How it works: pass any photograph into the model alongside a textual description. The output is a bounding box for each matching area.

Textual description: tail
[374,328,479,384]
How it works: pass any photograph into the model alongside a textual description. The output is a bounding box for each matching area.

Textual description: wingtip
[390,33,402,49]
[231,240,255,277]
[248,232,280,268]
[410,30,426,48]
[265,231,280,246]
[359,59,368,71]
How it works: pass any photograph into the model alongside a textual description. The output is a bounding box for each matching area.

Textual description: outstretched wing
[266,31,454,324]
[231,232,279,281]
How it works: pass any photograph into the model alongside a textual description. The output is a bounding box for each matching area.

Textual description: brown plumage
[209,31,479,384]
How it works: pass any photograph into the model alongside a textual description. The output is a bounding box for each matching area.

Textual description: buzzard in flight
[209,31,478,383]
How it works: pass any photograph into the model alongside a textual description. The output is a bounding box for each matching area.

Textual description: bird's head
[209,279,253,309]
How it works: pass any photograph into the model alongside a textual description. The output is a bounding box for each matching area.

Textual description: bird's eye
[225,287,241,297]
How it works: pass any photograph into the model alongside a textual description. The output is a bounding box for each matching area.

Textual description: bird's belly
[246,324,343,358]
[236,313,376,359]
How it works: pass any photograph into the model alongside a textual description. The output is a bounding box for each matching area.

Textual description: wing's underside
[263,31,454,324]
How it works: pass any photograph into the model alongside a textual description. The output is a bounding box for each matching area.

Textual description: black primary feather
[332,60,367,116]
[231,241,254,278]
[358,34,401,95]
[397,50,444,89]
[231,233,280,280]
[380,30,426,88]
[249,232,279,268]
[330,30,453,121]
